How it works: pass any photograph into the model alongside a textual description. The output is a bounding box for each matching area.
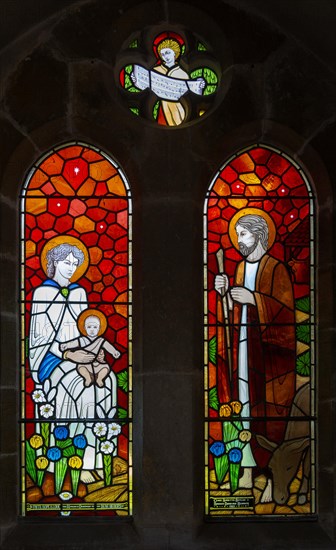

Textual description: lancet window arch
[20,142,133,517]
[204,144,316,518]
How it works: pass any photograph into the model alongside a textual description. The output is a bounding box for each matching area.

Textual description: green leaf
[41,422,50,448]
[55,458,68,495]
[209,336,217,365]
[190,68,202,79]
[296,324,310,344]
[56,438,72,450]
[204,85,217,96]
[190,67,218,96]
[197,42,207,51]
[213,453,229,484]
[26,441,37,484]
[117,407,128,419]
[130,107,139,116]
[296,351,311,376]
[296,296,310,314]
[223,422,239,444]
[209,386,219,411]
[103,454,112,486]
[117,370,128,392]
[230,462,241,492]
[153,101,160,120]
[71,469,81,496]
[62,445,76,458]
[127,86,141,94]
[37,469,45,487]
[129,39,138,48]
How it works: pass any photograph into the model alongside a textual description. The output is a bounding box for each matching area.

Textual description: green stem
[71,469,81,496]
[55,458,68,495]
[37,469,45,487]
[103,455,112,486]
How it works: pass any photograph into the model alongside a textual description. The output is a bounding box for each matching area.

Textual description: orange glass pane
[25,198,47,215]
[231,153,255,173]
[89,246,103,264]
[90,160,117,181]
[86,265,103,282]
[245,185,266,196]
[39,153,64,176]
[227,198,249,208]
[115,304,128,318]
[239,173,260,185]
[262,174,282,191]
[26,240,36,258]
[212,178,231,196]
[28,169,48,189]
[73,215,95,233]
[107,175,127,196]
[81,148,103,162]
[58,145,83,159]
[51,175,76,196]
[77,178,96,196]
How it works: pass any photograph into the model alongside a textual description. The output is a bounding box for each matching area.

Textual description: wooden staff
[216,248,232,381]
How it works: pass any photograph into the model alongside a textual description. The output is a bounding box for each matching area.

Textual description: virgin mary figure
[29,237,117,472]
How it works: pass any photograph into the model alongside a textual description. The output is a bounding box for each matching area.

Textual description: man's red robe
[218,254,296,467]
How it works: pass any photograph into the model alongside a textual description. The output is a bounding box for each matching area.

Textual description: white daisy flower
[108,422,121,439]
[39,403,54,418]
[93,422,108,437]
[59,492,73,501]
[100,440,115,455]
[32,390,46,403]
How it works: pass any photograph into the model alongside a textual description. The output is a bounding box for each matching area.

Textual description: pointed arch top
[203,144,316,518]
[20,142,133,518]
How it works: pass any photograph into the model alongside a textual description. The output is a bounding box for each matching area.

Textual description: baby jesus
[60,309,121,388]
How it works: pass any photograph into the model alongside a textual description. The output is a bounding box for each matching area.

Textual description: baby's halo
[77,308,107,336]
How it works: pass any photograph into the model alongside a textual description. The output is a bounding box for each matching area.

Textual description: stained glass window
[20,142,132,517]
[204,145,316,517]
[117,29,219,126]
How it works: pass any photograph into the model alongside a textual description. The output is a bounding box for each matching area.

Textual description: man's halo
[40,235,89,282]
[77,308,108,337]
[228,208,276,252]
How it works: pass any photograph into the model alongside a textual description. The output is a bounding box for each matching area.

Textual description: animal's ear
[284,437,310,454]
[256,434,277,452]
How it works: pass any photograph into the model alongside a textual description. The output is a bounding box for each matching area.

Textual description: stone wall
[0,1,335,548]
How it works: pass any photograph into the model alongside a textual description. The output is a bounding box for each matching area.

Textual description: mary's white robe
[29,279,117,469]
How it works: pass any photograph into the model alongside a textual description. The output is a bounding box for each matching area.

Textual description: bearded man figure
[215,213,296,490]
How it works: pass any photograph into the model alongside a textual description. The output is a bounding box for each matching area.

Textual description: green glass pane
[190,67,218,96]
[197,42,207,51]
[153,101,160,120]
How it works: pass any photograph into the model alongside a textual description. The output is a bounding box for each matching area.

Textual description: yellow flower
[35,456,49,470]
[219,403,232,418]
[239,430,252,442]
[29,434,43,449]
[230,400,243,415]
[68,456,83,470]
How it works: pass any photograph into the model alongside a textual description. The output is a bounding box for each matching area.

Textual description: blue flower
[47,446,62,461]
[209,441,225,457]
[228,448,242,463]
[73,435,87,449]
[53,426,69,440]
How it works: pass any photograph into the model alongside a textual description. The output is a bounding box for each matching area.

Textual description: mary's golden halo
[228,208,276,251]
[41,235,89,282]
[77,308,108,337]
